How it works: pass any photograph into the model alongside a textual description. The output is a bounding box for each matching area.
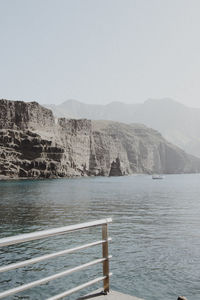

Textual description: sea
[0,174,200,300]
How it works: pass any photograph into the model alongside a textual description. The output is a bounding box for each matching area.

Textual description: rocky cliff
[0,99,54,131]
[0,99,200,179]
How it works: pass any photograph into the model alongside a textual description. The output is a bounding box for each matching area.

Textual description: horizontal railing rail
[0,218,112,299]
[0,218,112,247]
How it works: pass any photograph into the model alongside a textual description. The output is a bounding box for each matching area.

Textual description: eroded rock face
[0,99,200,179]
[0,129,67,178]
[91,121,200,176]
[0,99,54,131]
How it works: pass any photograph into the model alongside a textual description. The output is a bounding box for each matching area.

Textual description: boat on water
[152,174,164,180]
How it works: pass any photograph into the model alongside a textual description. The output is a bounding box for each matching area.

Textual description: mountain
[45,98,200,158]
[45,99,135,121]
[0,99,200,179]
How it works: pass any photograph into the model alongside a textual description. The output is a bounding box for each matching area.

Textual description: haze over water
[0,174,200,299]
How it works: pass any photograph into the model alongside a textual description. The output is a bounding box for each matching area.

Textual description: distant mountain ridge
[45,98,200,158]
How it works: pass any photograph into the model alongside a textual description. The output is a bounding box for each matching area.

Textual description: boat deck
[77,290,144,300]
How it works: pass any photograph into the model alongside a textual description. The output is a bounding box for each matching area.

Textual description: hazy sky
[1,0,200,107]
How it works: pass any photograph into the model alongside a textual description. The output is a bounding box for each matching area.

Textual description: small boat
[152,174,164,180]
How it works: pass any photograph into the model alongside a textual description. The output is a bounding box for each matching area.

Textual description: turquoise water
[1,174,200,299]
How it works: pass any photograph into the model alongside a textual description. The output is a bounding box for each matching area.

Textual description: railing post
[102,223,109,293]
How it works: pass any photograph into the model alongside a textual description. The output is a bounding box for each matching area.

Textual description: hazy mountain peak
[144,98,184,107]
[61,99,82,105]
[106,101,124,106]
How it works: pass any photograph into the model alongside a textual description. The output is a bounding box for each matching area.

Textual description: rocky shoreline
[1,99,200,179]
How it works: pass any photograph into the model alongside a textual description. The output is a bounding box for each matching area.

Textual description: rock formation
[109,158,123,176]
[0,99,200,179]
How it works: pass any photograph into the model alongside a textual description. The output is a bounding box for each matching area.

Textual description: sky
[1,0,200,107]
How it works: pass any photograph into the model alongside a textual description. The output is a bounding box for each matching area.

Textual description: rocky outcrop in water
[109,158,123,176]
[0,99,200,179]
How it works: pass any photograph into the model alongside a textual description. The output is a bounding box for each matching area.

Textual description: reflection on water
[0,174,200,299]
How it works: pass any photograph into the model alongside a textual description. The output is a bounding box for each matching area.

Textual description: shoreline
[0,172,199,181]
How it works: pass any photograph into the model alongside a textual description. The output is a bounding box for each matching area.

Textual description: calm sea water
[0,174,200,300]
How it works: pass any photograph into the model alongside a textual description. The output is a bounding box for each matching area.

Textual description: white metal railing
[0,218,112,299]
